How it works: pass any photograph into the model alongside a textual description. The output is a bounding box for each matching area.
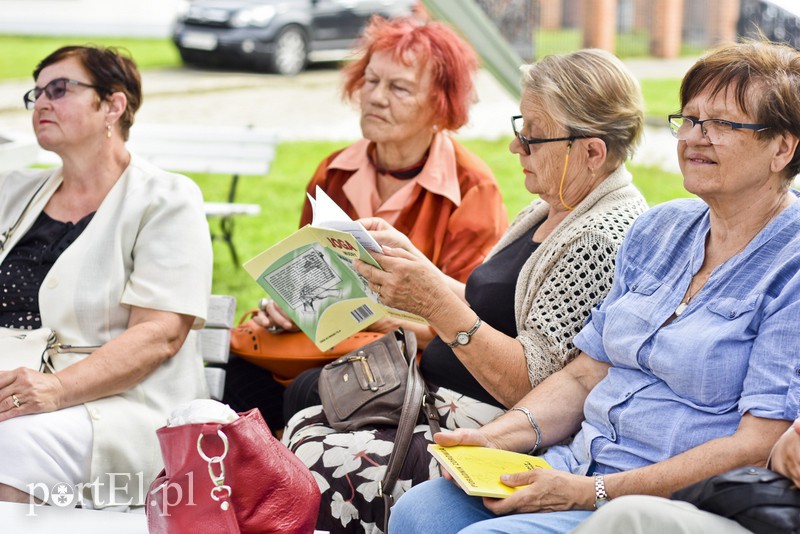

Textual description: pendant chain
[674,202,784,317]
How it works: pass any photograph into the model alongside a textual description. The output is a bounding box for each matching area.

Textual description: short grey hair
[520,49,644,167]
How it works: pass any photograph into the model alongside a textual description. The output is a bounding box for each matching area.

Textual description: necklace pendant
[675,302,688,316]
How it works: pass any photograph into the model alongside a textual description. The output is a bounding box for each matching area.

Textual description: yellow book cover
[428,444,552,499]
[243,188,425,351]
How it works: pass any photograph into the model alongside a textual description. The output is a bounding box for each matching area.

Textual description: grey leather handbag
[319,328,441,531]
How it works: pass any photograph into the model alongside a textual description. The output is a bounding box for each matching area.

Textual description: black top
[0,210,94,329]
[421,223,541,407]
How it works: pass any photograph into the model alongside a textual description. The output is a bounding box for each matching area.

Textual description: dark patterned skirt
[282,387,505,533]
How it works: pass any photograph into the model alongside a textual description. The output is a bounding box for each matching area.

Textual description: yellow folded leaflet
[428,444,552,499]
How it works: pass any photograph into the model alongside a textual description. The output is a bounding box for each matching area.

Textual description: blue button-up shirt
[543,196,800,475]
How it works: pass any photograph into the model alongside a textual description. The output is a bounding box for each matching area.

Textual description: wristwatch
[594,474,609,509]
[445,317,482,348]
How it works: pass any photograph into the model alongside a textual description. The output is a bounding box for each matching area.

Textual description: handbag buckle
[197,429,234,510]
[345,353,379,391]
[211,484,233,511]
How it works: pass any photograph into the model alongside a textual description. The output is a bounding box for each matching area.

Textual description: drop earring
[106,124,112,139]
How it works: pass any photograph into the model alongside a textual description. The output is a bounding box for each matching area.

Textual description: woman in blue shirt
[389,38,800,534]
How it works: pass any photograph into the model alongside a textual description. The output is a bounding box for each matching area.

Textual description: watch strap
[445,316,482,348]
[594,474,609,508]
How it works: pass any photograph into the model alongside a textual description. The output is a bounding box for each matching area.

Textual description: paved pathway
[0,57,697,174]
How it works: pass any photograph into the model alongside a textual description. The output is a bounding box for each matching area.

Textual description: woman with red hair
[274,14,506,321]
[224,16,506,430]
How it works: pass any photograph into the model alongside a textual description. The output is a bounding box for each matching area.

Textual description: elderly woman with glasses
[224,15,507,431]
[281,48,649,533]
[389,38,800,534]
[0,45,212,508]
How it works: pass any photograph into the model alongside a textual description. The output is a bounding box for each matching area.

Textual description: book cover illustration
[243,188,424,351]
[428,444,552,499]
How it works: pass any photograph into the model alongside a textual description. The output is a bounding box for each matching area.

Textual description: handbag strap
[381,329,441,531]
[698,482,800,518]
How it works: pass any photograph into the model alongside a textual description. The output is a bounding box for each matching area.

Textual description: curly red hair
[342,16,478,132]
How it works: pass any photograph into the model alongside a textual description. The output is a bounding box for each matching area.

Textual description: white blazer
[0,153,213,506]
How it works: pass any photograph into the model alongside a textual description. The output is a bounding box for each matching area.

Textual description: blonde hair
[521,49,644,167]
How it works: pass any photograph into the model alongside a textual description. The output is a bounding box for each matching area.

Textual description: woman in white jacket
[0,45,212,508]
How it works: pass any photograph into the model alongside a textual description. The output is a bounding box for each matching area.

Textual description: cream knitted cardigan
[486,165,648,388]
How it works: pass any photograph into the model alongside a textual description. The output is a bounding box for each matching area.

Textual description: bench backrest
[33,123,278,178]
[127,123,278,177]
[200,294,237,401]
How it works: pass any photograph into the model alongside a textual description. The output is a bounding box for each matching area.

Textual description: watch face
[456,332,470,345]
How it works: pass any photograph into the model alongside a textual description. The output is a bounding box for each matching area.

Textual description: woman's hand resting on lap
[432,428,595,515]
[0,368,65,422]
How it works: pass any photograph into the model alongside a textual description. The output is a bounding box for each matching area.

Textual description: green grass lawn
[0,35,179,80]
[201,138,690,318]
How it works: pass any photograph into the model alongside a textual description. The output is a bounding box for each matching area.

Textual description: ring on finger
[11,394,21,408]
[267,325,283,334]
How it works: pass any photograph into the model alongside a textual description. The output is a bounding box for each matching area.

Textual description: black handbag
[318,328,441,531]
[672,466,800,534]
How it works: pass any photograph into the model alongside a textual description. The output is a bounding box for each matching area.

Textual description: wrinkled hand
[359,217,418,256]
[433,429,495,481]
[770,419,800,486]
[483,468,595,515]
[252,299,300,333]
[354,246,449,319]
[434,428,493,448]
[0,368,65,422]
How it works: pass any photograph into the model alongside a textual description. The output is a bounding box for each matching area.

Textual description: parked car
[172,0,417,75]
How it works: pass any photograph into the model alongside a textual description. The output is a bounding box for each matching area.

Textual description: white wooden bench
[0,132,39,173]
[31,123,278,265]
[127,124,278,266]
[199,294,237,401]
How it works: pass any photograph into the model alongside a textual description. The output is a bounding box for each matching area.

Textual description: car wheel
[271,26,307,76]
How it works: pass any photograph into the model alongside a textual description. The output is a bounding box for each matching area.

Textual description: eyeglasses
[668,114,770,145]
[23,78,103,110]
[511,115,588,155]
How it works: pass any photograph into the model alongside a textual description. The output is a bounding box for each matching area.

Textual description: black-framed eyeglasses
[511,115,589,155]
[668,114,770,145]
[23,78,103,110]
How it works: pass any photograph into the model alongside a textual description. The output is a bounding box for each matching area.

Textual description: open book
[243,187,425,351]
[428,444,552,498]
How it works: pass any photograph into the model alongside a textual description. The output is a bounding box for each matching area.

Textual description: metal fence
[472,0,799,60]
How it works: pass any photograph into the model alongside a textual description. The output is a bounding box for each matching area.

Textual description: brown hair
[34,45,142,140]
[341,16,478,131]
[681,38,800,178]
[521,49,645,168]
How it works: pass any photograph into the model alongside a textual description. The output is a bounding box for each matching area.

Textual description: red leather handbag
[146,409,320,534]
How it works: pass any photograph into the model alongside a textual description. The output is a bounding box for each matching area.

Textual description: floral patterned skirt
[282,386,505,534]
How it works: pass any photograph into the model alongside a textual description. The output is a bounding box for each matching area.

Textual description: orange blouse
[300,134,507,282]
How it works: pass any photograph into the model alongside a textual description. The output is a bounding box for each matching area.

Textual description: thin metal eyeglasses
[668,114,770,145]
[23,78,103,110]
[511,115,589,155]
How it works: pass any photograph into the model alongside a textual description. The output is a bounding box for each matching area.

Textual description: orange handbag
[229,310,383,386]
